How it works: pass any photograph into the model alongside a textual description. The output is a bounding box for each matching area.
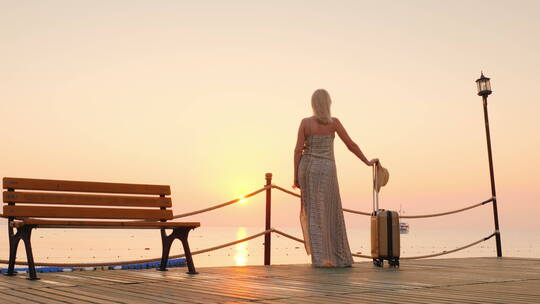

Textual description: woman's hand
[292,178,300,190]
[367,158,379,166]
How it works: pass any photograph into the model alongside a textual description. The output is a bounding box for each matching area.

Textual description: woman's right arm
[334,118,377,166]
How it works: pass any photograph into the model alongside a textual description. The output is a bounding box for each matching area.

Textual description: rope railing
[0,175,502,267]
[400,197,494,219]
[271,185,494,219]
[351,253,372,259]
[0,184,494,221]
[272,185,301,198]
[343,197,495,219]
[171,186,270,219]
[272,228,305,243]
[341,208,372,216]
[273,228,498,261]
[400,232,496,260]
[0,229,275,267]
[0,228,498,267]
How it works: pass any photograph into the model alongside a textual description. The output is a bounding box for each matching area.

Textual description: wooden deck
[2,257,540,303]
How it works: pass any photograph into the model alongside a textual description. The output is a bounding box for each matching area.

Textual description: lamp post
[476,72,502,257]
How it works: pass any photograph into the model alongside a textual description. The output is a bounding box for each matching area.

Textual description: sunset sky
[1,1,539,232]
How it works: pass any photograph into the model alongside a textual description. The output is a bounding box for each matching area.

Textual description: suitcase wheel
[373,259,383,267]
[388,259,400,268]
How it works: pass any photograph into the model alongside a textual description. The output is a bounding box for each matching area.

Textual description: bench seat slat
[3,191,172,207]
[3,177,171,195]
[12,219,200,229]
[3,206,173,220]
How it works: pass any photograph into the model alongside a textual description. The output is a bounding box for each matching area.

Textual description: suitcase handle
[372,162,379,213]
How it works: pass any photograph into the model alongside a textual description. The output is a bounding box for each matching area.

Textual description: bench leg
[5,225,21,276]
[178,229,198,275]
[21,226,39,280]
[5,225,39,280]
[158,227,198,274]
[158,229,173,272]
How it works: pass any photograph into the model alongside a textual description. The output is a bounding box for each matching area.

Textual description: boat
[399,205,410,234]
[399,222,410,234]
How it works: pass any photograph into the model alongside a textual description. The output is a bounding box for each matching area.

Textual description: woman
[293,89,378,267]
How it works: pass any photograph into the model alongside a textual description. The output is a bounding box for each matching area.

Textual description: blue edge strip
[0,258,186,274]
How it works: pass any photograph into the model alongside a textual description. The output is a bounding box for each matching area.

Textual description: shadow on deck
[2,257,540,303]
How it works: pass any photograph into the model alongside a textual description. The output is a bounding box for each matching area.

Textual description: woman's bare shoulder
[301,116,314,125]
[332,117,343,127]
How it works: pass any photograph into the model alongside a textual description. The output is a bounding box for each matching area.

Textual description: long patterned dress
[298,134,354,267]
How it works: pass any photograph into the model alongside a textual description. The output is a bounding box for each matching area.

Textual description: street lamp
[476,72,502,257]
[476,72,492,96]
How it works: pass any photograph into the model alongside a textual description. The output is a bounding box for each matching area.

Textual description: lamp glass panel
[480,79,488,92]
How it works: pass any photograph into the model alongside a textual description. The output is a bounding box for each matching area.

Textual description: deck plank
[15,287,97,304]
[2,257,540,303]
[3,288,69,304]
[0,291,38,304]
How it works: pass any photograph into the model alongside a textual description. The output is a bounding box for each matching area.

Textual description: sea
[0,223,538,268]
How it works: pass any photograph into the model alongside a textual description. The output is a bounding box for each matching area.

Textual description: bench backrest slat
[3,177,174,221]
[3,206,173,220]
[3,192,172,208]
[3,177,171,195]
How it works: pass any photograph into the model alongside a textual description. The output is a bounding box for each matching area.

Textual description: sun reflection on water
[234,227,248,266]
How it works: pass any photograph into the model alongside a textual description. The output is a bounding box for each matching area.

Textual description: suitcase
[370,164,400,267]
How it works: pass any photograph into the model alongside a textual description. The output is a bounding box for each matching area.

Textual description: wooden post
[264,173,272,265]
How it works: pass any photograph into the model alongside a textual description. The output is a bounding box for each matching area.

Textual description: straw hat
[375,163,389,192]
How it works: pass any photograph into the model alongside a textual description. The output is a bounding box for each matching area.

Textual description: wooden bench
[2,177,200,280]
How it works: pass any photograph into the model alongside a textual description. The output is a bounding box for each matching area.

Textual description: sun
[239,196,247,204]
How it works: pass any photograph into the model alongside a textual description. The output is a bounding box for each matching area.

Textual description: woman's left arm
[293,119,306,188]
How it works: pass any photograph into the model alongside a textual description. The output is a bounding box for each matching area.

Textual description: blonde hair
[311,89,333,124]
